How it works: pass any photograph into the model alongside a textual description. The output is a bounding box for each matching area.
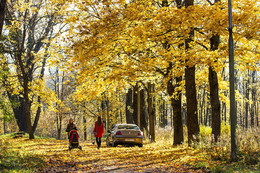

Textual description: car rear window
[118,125,139,130]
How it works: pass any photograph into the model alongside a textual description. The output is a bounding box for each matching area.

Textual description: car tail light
[138,132,143,136]
[116,131,122,135]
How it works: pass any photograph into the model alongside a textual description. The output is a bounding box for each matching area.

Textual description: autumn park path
[1,136,258,172]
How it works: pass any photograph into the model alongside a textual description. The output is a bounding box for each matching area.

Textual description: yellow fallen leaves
[1,136,259,172]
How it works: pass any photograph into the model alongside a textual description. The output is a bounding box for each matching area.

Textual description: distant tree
[1,0,65,139]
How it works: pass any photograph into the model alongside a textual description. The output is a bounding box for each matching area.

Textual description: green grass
[0,138,46,172]
[0,132,55,140]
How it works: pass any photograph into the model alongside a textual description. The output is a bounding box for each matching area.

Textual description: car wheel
[79,146,82,150]
[69,146,72,150]
[112,140,117,147]
[138,144,143,147]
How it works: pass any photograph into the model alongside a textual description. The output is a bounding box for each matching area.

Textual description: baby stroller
[69,130,82,150]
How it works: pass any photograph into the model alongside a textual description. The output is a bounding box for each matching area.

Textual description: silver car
[106,124,143,147]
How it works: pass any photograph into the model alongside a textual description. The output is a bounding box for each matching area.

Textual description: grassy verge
[0,138,46,172]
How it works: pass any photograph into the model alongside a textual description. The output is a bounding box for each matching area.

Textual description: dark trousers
[96,137,101,148]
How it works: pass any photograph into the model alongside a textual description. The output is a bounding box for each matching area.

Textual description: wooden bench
[14,131,25,138]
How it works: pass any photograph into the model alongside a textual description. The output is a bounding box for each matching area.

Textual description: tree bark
[245,72,249,128]
[184,0,200,144]
[140,89,147,133]
[251,70,256,127]
[126,88,134,124]
[0,0,6,36]
[24,78,34,139]
[185,66,200,143]
[133,84,139,125]
[167,77,184,145]
[148,82,155,142]
[83,115,87,140]
[209,34,221,142]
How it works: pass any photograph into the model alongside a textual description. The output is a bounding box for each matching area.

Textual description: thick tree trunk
[140,89,147,133]
[185,66,200,143]
[24,79,34,139]
[209,33,221,142]
[184,0,199,144]
[167,77,184,145]
[209,66,221,142]
[7,95,28,132]
[126,88,134,124]
[148,82,155,142]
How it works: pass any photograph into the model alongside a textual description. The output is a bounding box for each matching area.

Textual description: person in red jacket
[93,116,104,149]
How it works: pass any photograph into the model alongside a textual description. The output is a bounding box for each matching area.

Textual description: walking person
[93,116,104,149]
[66,118,77,140]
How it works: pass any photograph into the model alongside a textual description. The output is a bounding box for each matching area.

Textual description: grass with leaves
[0,127,259,172]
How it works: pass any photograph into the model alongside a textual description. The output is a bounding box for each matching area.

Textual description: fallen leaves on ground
[0,137,259,172]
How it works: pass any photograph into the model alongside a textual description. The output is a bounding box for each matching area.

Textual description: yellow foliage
[200,126,212,137]
[49,0,259,100]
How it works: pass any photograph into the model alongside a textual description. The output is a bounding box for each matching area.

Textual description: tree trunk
[126,88,134,124]
[184,0,199,144]
[3,118,6,134]
[251,70,256,127]
[0,0,6,36]
[148,82,155,142]
[83,115,87,140]
[185,66,200,143]
[24,79,34,139]
[57,119,61,140]
[200,88,206,125]
[209,33,221,142]
[7,95,28,132]
[106,92,109,130]
[140,89,147,133]
[167,77,184,145]
[133,84,139,125]
[245,72,249,128]
[256,102,259,127]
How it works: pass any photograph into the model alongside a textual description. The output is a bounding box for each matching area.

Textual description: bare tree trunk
[256,102,259,127]
[209,33,221,142]
[167,77,184,145]
[251,70,256,127]
[126,88,134,124]
[185,65,200,143]
[24,78,34,139]
[245,71,249,128]
[148,82,155,142]
[133,84,139,125]
[57,114,61,140]
[140,89,147,133]
[184,0,200,144]
[83,115,87,140]
[200,88,206,125]
[3,118,6,134]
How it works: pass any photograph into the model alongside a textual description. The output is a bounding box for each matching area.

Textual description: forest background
[0,0,259,171]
